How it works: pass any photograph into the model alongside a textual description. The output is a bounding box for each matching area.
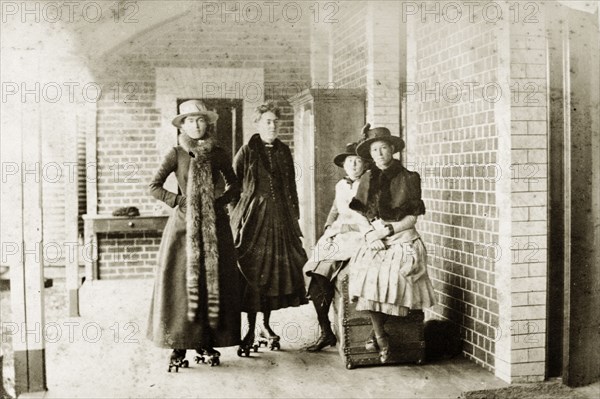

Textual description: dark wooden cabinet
[288,89,365,252]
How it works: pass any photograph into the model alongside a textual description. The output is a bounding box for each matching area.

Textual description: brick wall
[408,1,551,382]
[332,1,368,88]
[504,11,549,383]
[330,1,402,135]
[408,11,501,372]
[87,4,311,277]
[97,231,162,279]
[365,1,401,135]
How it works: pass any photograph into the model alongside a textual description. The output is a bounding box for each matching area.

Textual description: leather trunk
[332,268,426,369]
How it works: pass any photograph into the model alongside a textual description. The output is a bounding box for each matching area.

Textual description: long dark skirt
[146,206,241,349]
[236,196,308,312]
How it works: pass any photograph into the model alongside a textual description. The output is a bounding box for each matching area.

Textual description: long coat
[229,134,308,312]
[229,134,300,239]
[147,142,242,349]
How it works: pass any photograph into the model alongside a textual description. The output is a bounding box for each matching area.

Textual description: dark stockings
[242,312,257,345]
[261,310,277,337]
[369,311,388,339]
[308,274,335,335]
[369,311,390,362]
[305,274,337,351]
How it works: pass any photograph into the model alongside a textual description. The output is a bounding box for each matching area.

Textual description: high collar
[248,133,282,152]
[343,171,366,185]
[375,159,404,178]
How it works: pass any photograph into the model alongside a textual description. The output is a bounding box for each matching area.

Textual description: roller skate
[194,348,221,366]
[168,349,189,373]
[256,325,281,351]
[237,331,255,357]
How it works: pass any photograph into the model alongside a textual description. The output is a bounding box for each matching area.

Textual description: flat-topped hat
[172,100,219,128]
[356,123,405,159]
[333,142,360,167]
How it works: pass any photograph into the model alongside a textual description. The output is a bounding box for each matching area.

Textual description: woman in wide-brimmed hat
[147,99,242,371]
[302,142,371,352]
[348,123,437,363]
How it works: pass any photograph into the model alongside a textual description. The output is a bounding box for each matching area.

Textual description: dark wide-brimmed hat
[356,123,405,159]
[333,142,361,167]
[172,100,219,128]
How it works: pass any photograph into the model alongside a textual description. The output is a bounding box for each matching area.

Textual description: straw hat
[172,100,218,128]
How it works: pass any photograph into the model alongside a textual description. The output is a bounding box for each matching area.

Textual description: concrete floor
[16,279,514,398]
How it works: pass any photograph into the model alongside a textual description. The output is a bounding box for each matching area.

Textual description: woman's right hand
[365,228,388,243]
[368,239,386,251]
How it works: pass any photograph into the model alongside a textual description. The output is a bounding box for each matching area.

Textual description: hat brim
[333,152,360,167]
[356,136,405,159]
[172,110,219,128]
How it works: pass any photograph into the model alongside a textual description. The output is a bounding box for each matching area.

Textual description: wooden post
[65,108,80,317]
[0,347,11,398]
[2,96,47,395]
[84,103,98,282]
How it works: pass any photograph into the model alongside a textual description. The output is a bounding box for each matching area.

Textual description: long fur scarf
[179,133,220,328]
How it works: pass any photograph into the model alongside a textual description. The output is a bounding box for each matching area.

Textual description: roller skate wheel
[237,347,246,357]
[208,357,220,367]
[252,344,259,352]
[271,342,280,351]
[181,360,189,368]
[195,356,205,364]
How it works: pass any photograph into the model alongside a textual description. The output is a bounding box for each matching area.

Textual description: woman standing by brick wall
[348,124,436,363]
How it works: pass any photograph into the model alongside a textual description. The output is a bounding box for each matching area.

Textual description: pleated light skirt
[348,232,436,316]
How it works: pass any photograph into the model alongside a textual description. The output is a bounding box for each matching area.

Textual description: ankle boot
[365,329,378,351]
[306,325,336,352]
[376,334,390,363]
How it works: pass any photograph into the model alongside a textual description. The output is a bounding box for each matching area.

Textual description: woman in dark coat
[230,101,308,354]
[348,124,436,364]
[147,100,242,370]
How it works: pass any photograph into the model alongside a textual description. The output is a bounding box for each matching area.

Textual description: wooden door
[313,94,366,237]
